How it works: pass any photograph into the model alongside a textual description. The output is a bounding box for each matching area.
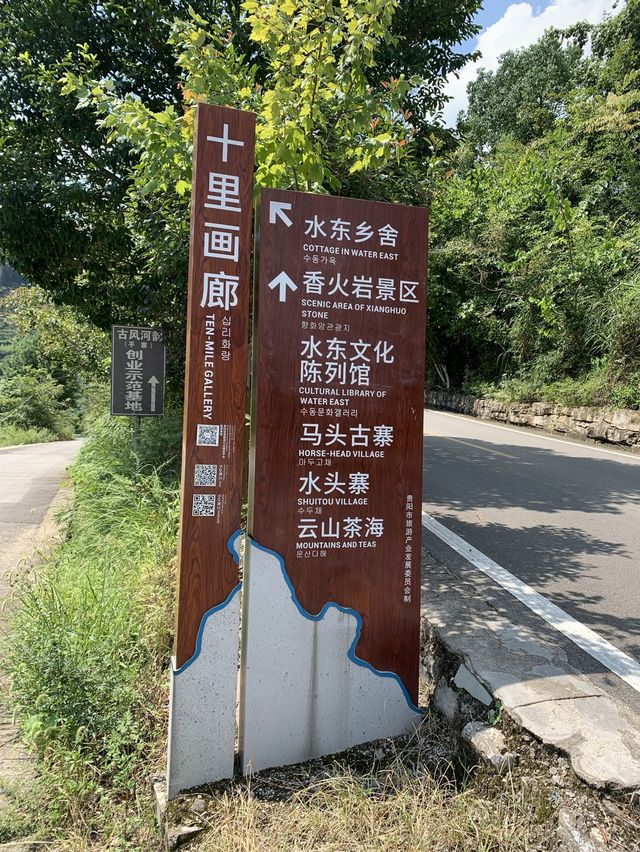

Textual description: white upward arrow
[268,271,297,303]
[148,375,160,412]
[269,200,293,227]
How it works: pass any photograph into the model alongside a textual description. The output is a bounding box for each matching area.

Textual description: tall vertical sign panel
[241,189,428,773]
[167,104,255,798]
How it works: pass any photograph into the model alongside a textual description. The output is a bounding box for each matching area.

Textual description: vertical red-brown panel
[250,189,428,702]
[175,104,255,669]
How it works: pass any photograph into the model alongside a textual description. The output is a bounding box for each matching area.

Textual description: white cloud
[442,0,622,126]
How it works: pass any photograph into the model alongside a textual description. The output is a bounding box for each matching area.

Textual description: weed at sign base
[176,716,557,852]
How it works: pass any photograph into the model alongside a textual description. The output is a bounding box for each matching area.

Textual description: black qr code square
[196,424,219,446]
[192,494,216,517]
[194,464,218,486]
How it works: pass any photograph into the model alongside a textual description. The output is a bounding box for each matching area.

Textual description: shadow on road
[423,436,640,516]
[422,436,640,659]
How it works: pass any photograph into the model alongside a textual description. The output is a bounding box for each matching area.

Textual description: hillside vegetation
[0,287,108,445]
[3,1,636,410]
[428,0,640,409]
[1,1,638,847]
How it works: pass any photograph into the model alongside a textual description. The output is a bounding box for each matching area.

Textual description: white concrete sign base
[167,535,243,798]
[239,538,422,774]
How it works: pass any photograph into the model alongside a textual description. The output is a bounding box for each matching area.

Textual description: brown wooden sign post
[240,188,428,773]
[167,103,255,798]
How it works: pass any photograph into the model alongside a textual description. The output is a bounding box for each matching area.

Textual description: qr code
[196,424,220,446]
[194,464,218,486]
[192,494,216,517]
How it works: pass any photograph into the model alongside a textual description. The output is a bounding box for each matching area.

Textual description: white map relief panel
[240,537,422,774]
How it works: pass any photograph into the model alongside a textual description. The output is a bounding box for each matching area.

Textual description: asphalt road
[0,440,82,572]
[422,410,640,674]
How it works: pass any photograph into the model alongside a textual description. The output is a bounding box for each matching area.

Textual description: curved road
[0,440,82,572]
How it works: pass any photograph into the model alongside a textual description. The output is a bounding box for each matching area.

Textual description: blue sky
[460,0,523,50]
[443,0,624,125]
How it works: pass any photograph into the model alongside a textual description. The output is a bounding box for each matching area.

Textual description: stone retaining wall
[426,390,640,448]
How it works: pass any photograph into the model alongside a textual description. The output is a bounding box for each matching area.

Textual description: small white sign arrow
[148,374,160,412]
[268,271,297,303]
[269,200,293,228]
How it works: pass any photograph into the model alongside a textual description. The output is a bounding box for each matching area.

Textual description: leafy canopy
[427,0,640,407]
[0,0,479,330]
[0,0,246,324]
[461,27,588,149]
[58,0,439,357]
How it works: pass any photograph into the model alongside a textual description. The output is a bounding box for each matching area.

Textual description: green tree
[0,366,71,436]
[0,286,109,433]
[372,0,480,136]
[590,0,640,88]
[461,27,587,150]
[1,0,479,330]
[0,0,249,327]
[427,0,640,406]
[59,0,453,377]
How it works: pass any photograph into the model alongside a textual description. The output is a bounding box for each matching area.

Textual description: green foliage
[465,364,640,411]
[462,28,586,148]
[0,424,58,448]
[372,0,481,133]
[0,0,478,335]
[7,411,181,846]
[0,0,247,328]
[609,280,640,373]
[0,366,74,436]
[56,0,446,372]
[590,0,640,88]
[0,287,109,439]
[2,287,109,381]
[429,0,640,409]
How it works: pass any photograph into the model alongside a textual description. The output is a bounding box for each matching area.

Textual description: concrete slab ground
[420,537,640,791]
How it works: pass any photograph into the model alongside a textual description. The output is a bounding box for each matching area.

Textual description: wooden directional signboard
[111,325,165,416]
[167,103,255,798]
[240,189,428,773]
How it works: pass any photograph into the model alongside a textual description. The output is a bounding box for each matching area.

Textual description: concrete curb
[421,545,640,792]
[426,391,640,450]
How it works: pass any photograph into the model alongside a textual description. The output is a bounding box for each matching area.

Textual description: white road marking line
[424,432,518,460]
[421,511,640,694]
[425,409,640,463]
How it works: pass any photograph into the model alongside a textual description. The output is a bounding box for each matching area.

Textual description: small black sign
[111,325,166,416]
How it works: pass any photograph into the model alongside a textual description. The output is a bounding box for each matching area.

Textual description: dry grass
[185,723,556,852]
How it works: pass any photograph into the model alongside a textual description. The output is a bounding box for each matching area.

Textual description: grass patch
[5,410,182,849]
[0,792,36,844]
[0,424,64,447]
[3,407,562,851]
[464,364,640,410]
[185,723,556,852]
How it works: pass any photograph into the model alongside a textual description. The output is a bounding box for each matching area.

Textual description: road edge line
[421,512,640,694]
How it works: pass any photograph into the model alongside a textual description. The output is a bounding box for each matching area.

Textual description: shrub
[0,367,75,438]
[6,411,182,846]
[463,362,640,410]
[0,424,57,447]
